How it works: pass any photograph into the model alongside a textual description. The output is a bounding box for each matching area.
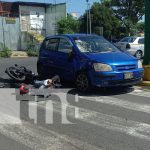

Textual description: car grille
[116,64,136,71]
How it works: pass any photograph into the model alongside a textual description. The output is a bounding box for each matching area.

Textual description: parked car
[37,34,144,92]
[115,36,144,59]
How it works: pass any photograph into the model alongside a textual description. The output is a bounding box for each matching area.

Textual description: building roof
[0,1,52,7]
[0,1,66,17]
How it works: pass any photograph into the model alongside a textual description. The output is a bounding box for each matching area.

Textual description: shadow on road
[0,75,134,96]
[67,86,134,97]
[0,77,21,88]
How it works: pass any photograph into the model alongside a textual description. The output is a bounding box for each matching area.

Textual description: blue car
[37,34,144,91]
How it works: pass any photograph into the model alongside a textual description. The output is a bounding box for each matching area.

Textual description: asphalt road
[1,58,150,150]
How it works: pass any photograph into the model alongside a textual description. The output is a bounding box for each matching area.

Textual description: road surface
[0,58,150,150]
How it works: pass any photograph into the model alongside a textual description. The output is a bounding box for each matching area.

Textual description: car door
[53,37,76,80]
[40,38,59,77]
[116,37,130,50]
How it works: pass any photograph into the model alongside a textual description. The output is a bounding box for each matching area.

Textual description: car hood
[86,51,137,65]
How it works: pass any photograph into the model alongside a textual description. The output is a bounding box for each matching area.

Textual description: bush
[0,43,12,58]
[27,49,38,57]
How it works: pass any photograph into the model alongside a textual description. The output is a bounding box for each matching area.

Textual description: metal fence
[0,17,21,50]
[0,3,66,51]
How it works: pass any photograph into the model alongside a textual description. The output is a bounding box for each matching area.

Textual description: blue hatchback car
[37,34,144,91]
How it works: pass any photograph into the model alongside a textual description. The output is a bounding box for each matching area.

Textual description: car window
[74,36,119,53]
[138,38,144,44]
[128,37,136,43]
[45,38,59,51]
[58,38,72,53]
[120,37,130,42]
[120,37,136,43]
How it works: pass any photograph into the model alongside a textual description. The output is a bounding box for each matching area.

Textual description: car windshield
[73,36,119,53]
[120,37,136,43]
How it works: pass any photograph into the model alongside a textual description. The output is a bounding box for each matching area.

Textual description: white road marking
[0,112,101,150]
[79,95,150,114]
[129,89,150,98]
[29,100,150,142]
[0,89,102,150]
[0,112,22,124]
[1,88,150,149]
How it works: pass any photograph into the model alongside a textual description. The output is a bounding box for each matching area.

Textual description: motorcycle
[5,64,36,83]
[5,64,62,88]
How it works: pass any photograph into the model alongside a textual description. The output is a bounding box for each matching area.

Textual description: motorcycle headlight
[138,60,143,68]
[93,63,112,72]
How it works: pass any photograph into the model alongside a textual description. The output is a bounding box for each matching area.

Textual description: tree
[79,2,121,39]
[110,0,145,35]
[136,22,144,33]
[57,14,79,34]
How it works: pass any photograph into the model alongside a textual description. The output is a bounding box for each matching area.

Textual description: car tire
[6,67,26,82]
[75,72,91,92]
[135,50,143,59]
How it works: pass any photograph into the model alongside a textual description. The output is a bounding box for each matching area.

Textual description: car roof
[45,34,100,39]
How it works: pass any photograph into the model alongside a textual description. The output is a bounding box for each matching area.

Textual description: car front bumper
[89,69,144,87]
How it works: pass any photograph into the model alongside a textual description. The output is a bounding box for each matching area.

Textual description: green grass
[0,43,12,58]
[27,49,38,57]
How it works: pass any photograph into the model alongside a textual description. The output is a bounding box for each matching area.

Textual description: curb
[11,56,29,58]
[138,80,150,87]
[11,51,28,58]
[140,81,150,86]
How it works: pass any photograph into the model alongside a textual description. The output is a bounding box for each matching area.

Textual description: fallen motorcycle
[5,64,62,88]
[5,64,36,83]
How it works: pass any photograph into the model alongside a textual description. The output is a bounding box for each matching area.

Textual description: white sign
[30,11,45,31]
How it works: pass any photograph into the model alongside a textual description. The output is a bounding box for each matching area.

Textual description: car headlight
[93,63,112,72]
[138,60,143,68]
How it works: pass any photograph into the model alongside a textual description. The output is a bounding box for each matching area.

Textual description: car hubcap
[76,74,89,91]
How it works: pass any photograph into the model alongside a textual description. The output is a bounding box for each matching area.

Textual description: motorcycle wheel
[6,66,26,82]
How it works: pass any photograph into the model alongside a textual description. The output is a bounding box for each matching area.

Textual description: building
[0,1,66,50]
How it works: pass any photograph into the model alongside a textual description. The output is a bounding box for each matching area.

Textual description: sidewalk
[11,51,28,58]
[140,80,150,86]
[136,84,150,91]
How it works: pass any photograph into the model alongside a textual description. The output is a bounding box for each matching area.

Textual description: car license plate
[124,72,133,79]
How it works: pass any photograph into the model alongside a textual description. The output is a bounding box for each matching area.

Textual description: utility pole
[0,0,5,47]
[86,0,89,34]
[53,0,57,35]
[143,0,150,65]
[88,3,91,34]
[86,0,91,34]
[86,9,88,34]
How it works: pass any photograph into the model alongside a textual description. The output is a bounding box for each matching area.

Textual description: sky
[61,0,100,17]
[3,0,100,17]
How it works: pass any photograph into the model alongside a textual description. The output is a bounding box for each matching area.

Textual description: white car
[115,36,144,59]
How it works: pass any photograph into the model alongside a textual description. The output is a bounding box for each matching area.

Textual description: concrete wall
[0,3,66,50]
[0,17,21,50]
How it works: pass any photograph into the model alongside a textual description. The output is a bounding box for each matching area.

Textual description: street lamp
[86,0,91,34]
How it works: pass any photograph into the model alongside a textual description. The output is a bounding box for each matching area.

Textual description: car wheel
[135,50,143,59]
[75,72,90,92]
